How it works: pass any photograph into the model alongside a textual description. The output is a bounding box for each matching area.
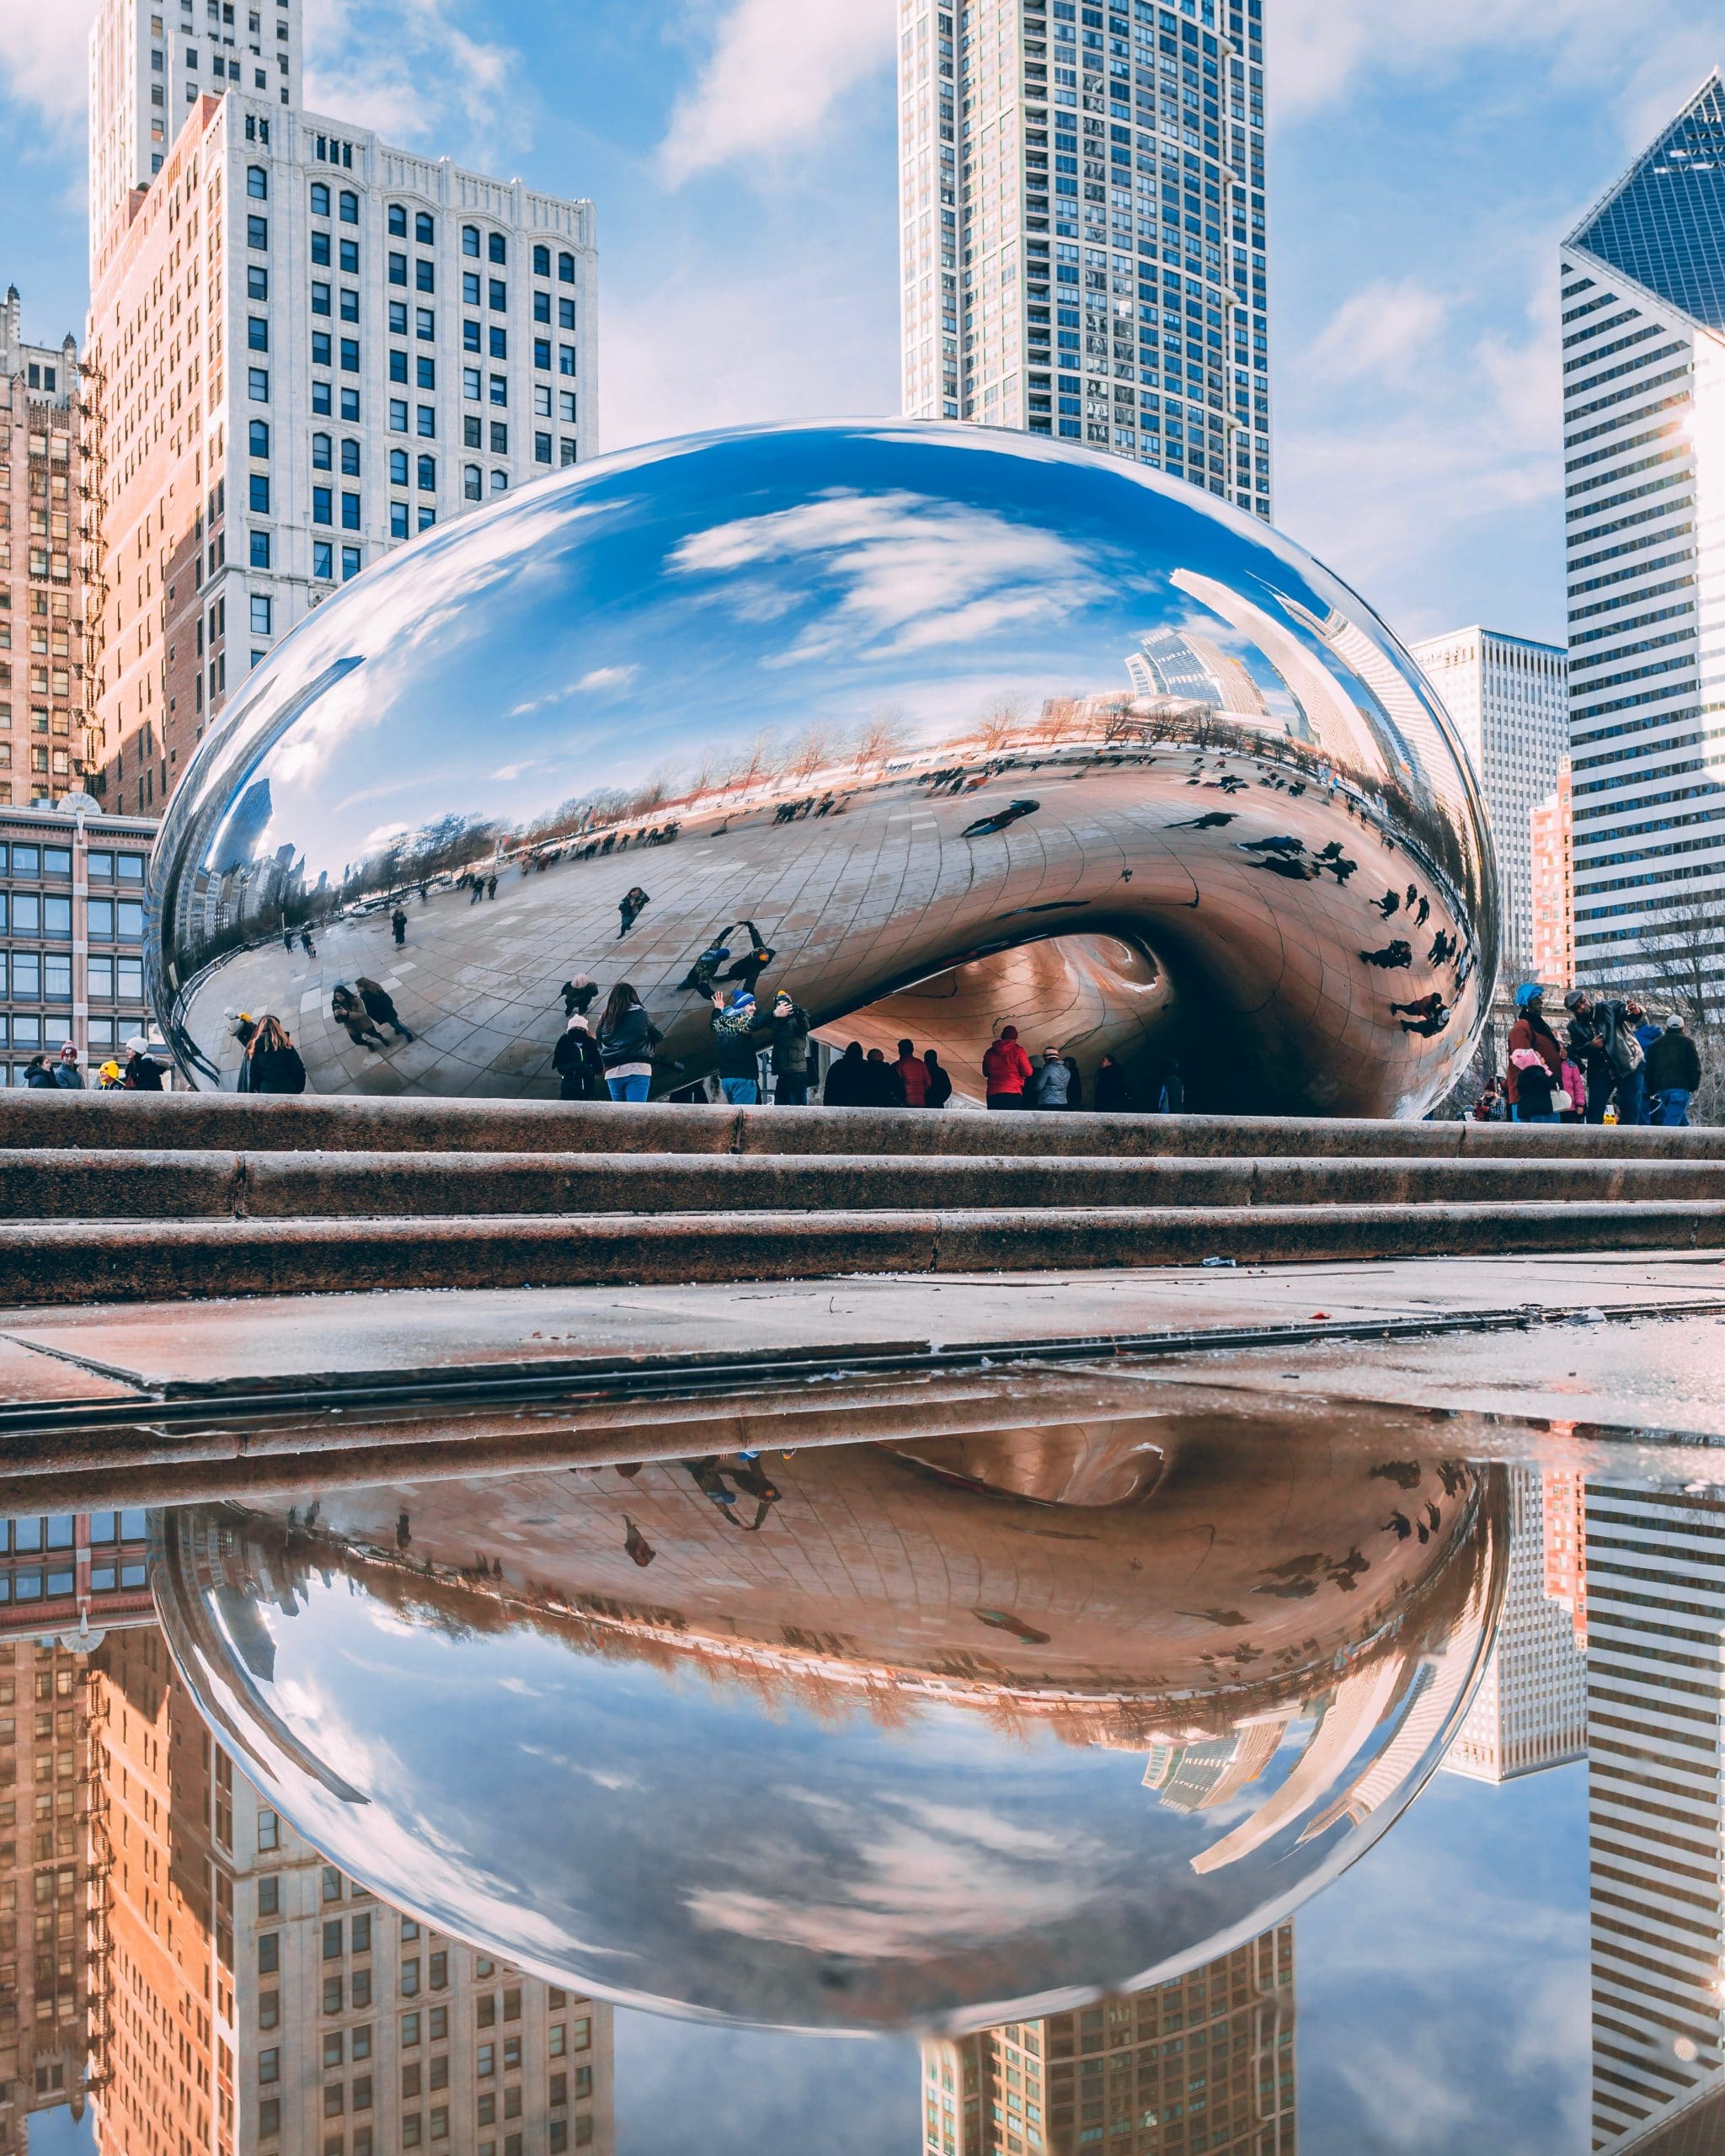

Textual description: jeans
[1611,1068,1648,1126]
[606,1073,649,1102]
[1658,1087,1692,1127]
[720,1077,759,1104]
[774,1074,809,1105]
[1514,1108,1557,1123]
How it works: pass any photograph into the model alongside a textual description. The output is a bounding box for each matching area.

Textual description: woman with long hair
[245,1015,307,1095]
[598,982,654,1102]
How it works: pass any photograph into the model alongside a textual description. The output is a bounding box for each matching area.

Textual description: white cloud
[1272,0,1721,147]
[0,0,98,135]
[302,0,526,163]
[576,664,638,692]
[670,488,1097,663]
[1306,280,1448,387]
[661,0,895,185]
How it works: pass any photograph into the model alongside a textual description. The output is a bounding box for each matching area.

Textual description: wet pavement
[3,1355,1724,2153]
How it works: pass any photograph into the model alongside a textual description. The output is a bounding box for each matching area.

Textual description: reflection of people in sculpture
[962,797,1041,839]
[355,978,414,1042]
[331,984,389,1050]
[1391,993,1450,1038]
[1237,835,1303,857]
[1373,889,1401,917]
[560,975,598,1017]
[392,906,407,946]
[1169,811,1236,830]
[1359,941,1413,969]
[617,886,649,938]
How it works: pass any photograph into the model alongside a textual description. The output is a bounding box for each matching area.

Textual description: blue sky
[4,0,1724,649]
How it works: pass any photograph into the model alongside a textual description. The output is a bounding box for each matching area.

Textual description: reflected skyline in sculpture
[150,1413,1506,2035]
[149,424,1497,1115]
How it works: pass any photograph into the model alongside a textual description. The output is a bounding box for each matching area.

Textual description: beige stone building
[0,287,95,805]
[1530,757,1574,993]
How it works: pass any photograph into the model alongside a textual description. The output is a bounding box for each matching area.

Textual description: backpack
[1608,1019,1644,1074]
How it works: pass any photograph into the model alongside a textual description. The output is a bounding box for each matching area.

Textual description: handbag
[1551,1086,1573,1113]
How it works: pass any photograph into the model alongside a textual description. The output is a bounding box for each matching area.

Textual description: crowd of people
[1473,983,1704,1126]
[20,1038,168,1091]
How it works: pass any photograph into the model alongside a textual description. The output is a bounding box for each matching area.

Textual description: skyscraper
[920,1926,1295,2156]
[1560,72,1725,1001]
[1530,758,1575,993]
[1439,1468,1586,1785]
[83,3,597,814]
[0,286,93,805]
[896,0,1270,517]
[1409,629,1567,969]
[1585,1485,1725,2150]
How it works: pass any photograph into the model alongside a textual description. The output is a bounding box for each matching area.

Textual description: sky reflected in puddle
[0,1378,1713,2153]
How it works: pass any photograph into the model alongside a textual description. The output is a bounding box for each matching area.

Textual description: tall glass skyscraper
[1561,72,1725,997]
[896,0,1270,517]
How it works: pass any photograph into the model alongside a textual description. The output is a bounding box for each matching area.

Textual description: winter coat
[553,1024,608,1100]
[981,1036,1034,1096]
[23,1066,56,1091]
[858,1059,900,1107]
[923,1059,953,1108]
[599,1005,654,1071]
[1647,1029,1701,1093]
[1503,1012,1562,1106]
[767,1005,811,1075]
[125,1053,167,1091]
[709,1006,767,1082]
[1095,1064,1130,1112]
[1028,1059,1071,1107]
[248,1044,307,1095]
[51,1064,84,1090]
[823,1048,868,1106]
[895,1054,928,1107]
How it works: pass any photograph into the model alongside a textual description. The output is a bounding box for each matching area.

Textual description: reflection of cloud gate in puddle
[152,1417,1507,2033]
[151,423,1497,1115]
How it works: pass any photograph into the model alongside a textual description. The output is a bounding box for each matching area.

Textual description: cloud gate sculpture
[152,1414,1505,2032]
[150,422,1497,1114]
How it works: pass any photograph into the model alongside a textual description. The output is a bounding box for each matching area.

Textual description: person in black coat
[823,1042,868,1106]
[922,1049,953,1108]
[859,1049,900,1107]
[552,1015,608,1101]
[243,1017,306,1095]
[1094,1054,1131,1112]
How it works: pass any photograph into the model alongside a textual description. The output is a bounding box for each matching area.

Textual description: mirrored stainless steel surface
[150,423,1498,1114]
[152,1417,1505,2033]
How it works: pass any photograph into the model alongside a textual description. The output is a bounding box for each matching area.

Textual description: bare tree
[787,721,842,781]
[975,698,1023,754]
[854,706,911,770]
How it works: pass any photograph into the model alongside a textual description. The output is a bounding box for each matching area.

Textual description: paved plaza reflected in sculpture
[151,423,1498,1113]
[154,1414,1504,2032]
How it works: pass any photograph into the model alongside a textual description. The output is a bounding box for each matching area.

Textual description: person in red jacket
[894,1038,930,1106]
[982,1023,1034,1108]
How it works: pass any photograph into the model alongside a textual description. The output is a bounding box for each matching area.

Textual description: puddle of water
[0,1380,1717,2153]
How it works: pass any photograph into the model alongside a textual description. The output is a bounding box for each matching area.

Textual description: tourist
[1503,985,1563,1122]
[894,1038,929,1107]
[281,924,295,953]
[823,1042,868,1106]
[1647,1013,1701,1127]
[51,1044,84,1090]
[598,983,654,1102]
[552,1013,607,1101]
[766,990,812,1105]
[677,936,731,995]
[860,1048,900,1107]
[728,933,775,996]
[298,926,316,957]
[96,1059,125,1091]
[560,975,599,1017]
[1629,1000,1661,1054]
[1558,1053,1587,1123]
[391,905,408,947]
[1564,990,1646,1125]
[981,1023,1033,1108]
[244,1017,307,1096]
[1063,1055,1084,1109]
[1509,1047,1560,1123]
[331,983,390,1052]
[709,989,766,1104]
[1094,1054,1131,1112]
[922,1048,953,1108]
[618,885,650,939]
[123,1036,168,1091]
[1027,1047,1072,1108]
[486,874,498,900]
[354,977,414,1043]
[21,1055,56,1091]
[1156,1059,1186,1113]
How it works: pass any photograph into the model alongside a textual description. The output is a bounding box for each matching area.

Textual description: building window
[312,433,332,468]
[248,419,270,458]
[462,367,482,400]
[462,320,482,353]
[489,326,507,360]
[312,331,331,366]
[489,422,508,453]
[415,356,435,389]
[391,502,409,538]
[558,346,576,377]
[340,438,360,475]
[339,189,358,221]
[312,380,332,414]
[463,465,482,500]
[415,259,435,293]
[312,487,332,524]
[415,406,435,438]
[535,433,552,465]
[310,179,329,216]
[533,339,551,371]
[250,531,271,568]
[389,399,409,432]
[248,366,270,401]
[247,213,268,249]
[340,386,360,422]
[341,547,361,580]
[247,165,268,198]
[389,448,409,486]
[250,595,272,636]
[490,470,508,494]
[258,1809,279,1851]
[248,474,270,513]
[462,225,480,256]
[341,493,361,531]
[312,541,334,579]
[248,318,270,352]
[340,339,360,372]
[489,376,507,407]
[558,252,574,282]
[489,232,506,264]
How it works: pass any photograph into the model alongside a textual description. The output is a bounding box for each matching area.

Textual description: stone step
[0,1201,1722,1305]
[0,1093,1717,1161]
[10,1147,1725,1221]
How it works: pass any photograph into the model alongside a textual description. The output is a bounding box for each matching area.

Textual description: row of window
[0,1564,146,1603]
[0,1512,147,1552]
[0,1023,148,1068]
[0,897,144,938]
[0,846,144,883]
